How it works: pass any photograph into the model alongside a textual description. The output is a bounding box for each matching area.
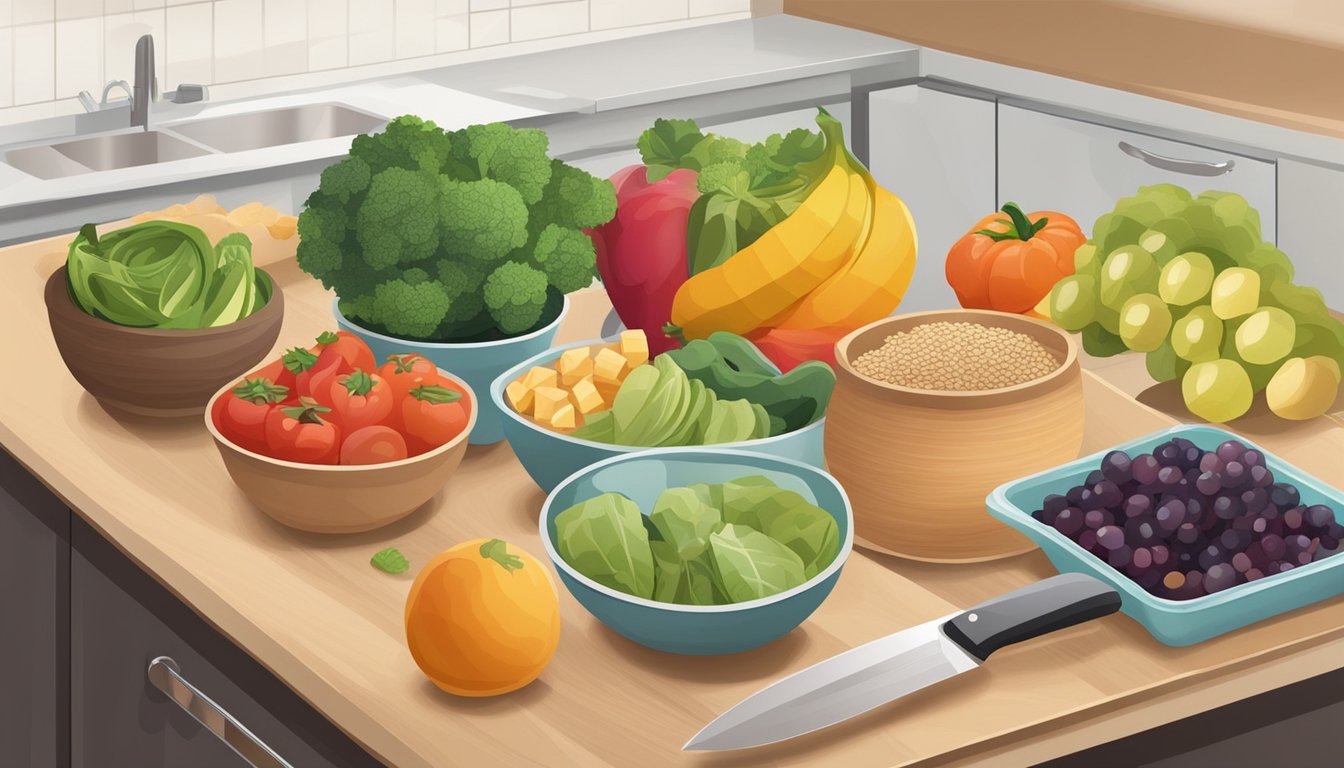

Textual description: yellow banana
[669,164,870,340]
[773,180,917,330]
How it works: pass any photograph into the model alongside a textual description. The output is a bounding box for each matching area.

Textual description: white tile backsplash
[1,0,752,124]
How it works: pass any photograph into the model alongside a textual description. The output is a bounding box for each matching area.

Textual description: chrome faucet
[131,34,156,130]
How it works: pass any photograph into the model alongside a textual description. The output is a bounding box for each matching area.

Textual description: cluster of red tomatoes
[212,331,471,465]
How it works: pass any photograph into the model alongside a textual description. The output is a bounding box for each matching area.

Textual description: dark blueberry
[1199,453,1224,474]
[1085,469,1106,487]
[1156,442,1181,465]
[1054,508,1084,536]
[1084,509,1113,529]
[1241,487,1269,515]
[1213,494,1244,521]
[1124,494,1153,519]
[1155,500,1185,531]
[1176,523,1201,545]
[1199,543,1226,571]
[1222,461,1248,489]
[1097,525,1126,550]
[1150,544,1171,567]
[1195,471,1222,496]
[1268,483,1300,510]
[1284,506,1305,532]
[1231,552,1253,573]
[1102,450,1133,485]
[1219,529,1250,552]
[1250,465,1273,488]
[1184,497,1205,524]
[1157,466,1183,487]
[1245,568,1265,581]
[1132,547,1154,570]
[1242,449,1264,468]
[1216,440,1247,464]
[1132,454,1161,486]
[1093,481,1124,509]
[1285,534,1313,556]
[1108,545,1133,569]
[1125,516,1160,547]
[1077,529,1099,552]
[1042,494,1069,516]
[1305,504,1336,530]
[1182,446,1203,469]
[1204,563,1238,593]
[1066,484,1087,505]
[1079,488,1103,511]
[1260,533,1287,561]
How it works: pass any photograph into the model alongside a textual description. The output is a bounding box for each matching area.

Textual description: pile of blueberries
[1031,438,1343,599]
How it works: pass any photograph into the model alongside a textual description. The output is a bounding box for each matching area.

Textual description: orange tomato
[296,347,353,406]
[945,202,1084,314]
[312,330,377,373]
[263,398,341,464]
[215,377,289,453]
[379,353,439,402]
[340,425,408,465]
[329,369,394,433]
[401,382,470,455]
[405,539,560,697]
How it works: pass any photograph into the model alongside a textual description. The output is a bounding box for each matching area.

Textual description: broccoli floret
[531,224,597,293]
[351,115,451,174]
[356,168,440,270]
[696,160,749,195]
[361,278,453,339]
[402,267,431,285]
[439,178,529,262]
[295,195,348,285]
[318,156,372,204]
[436,259,487,324]
[483,261,548,334]
[451,123,553,205]
[532,160,617,231]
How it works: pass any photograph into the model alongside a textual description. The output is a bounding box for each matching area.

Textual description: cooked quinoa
[851,321,1060,391]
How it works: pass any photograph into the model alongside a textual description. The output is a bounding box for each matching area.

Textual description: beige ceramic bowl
[825,309,1085,563]
[45,266,284,417]
[205,372,476,533]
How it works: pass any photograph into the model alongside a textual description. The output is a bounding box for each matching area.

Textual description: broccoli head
[354,278,453,339]
[436,259,488,325]
[318,156,372,204]
[356,167,440,270]
[295,194,348,284]
[483,261,549,334]
[449,123,553,205]
[439,178,529,263]
[531,160,617,231]
[350,115,451,174]
[530,224,598,293]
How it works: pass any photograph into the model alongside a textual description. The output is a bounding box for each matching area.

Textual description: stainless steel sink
[5,130,210,179]
[165,103,386,154]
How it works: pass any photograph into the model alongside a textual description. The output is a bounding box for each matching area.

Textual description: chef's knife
[684,573,1121,751]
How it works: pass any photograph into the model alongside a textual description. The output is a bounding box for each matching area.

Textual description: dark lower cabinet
[0,448,70,768]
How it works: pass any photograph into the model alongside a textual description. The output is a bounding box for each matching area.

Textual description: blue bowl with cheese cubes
[491,338,827,493]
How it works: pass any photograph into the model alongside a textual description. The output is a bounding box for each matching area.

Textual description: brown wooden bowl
[44,266,284,417]
[825,309,1086,563]
[204,371,477,534]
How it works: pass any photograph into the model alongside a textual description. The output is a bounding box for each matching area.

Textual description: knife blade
[684,573,1121,751]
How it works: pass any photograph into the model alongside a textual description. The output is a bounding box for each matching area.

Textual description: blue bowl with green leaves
[335,296,567,445]
[540,448,854,655]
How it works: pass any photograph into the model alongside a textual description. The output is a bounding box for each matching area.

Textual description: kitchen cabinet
[0,448,69,768]
[70,515,380,768]
[998,103,1278,244]
[867,85,996,312]
[1277,158,1344,310]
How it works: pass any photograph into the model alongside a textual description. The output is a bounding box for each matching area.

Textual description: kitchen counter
[786,0,1344,142]
[2,228,1343,767]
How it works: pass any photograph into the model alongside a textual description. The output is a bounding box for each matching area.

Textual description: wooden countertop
[3,228,1344,768]
[785,0,1344,141]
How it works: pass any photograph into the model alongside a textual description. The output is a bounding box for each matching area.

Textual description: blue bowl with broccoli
[336,295,568,445]
[491,338,828,492]
[540,448,854,655]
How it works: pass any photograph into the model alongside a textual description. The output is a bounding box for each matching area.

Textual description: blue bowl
[491,338,827,492]
[540,448,854,655]
[988,425,1344,646]
[335,296,568,445]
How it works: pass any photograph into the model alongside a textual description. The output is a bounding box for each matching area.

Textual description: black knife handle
[942,574,1121,662]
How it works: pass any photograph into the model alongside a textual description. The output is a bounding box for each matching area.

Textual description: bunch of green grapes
[1047,184,1344,423]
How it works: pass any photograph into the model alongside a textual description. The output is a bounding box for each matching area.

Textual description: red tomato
[401,382,471,455]
[263,398,341,464]
[312,330,376,373]
[250,358,298,398]
[214,378,289,453]
[296,347,354,406]
[329,370,394,433]
[378,353,439,401]
[340,425,408,465]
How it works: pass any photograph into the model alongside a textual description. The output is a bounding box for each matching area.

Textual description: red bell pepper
[588,166,700,356]
[747,326,850,372]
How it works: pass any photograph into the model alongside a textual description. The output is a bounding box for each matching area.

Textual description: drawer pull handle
[147,656,293,768]
[1118,141,1234,177]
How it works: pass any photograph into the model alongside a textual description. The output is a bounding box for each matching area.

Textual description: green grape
[1210,267,1260,319]
[1267,356,1343,420]
[1048,275,1097,331]
[1218,317,1277,391]
[1262,277,1328,323]
[1138,229,1178,265]
[1170,305,1223,362]
[1182,359,1253,423]
[1073,243,1101,277]
[1095,300,1121,334]
[1118,293,1173,352]
[1201,190,1264,243]
[1081,323,1127,358]
[1138,184,1193,216]
[1099,245,1157,309]
[1234,306,1296,365]
[1292,319,1344,369]
[1157,251,1214,306]
[1145,339,1187,383]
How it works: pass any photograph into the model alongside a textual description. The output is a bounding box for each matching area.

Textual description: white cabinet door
[998,104,1277,244]
[868,85,996,312]
[1277,159,1344,311]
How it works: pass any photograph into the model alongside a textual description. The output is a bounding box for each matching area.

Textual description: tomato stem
[281,346,319,374]
[231,377,289,405]
[973,202,1050,242]
[340,369,376,397]
[409,384,461,404]
[315,330,339,345]
[479,539,523,573]
[387,353,423,374]
[280,397,331,424]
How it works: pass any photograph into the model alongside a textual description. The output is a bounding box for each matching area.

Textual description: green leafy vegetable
[66,220,267,329]
[709,524,806,603]
[370,547,410,574]
[554,493,655,598]
[720,485,840,579]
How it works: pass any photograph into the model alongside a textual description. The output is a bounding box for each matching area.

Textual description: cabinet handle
[1118,141,1234,177]
[147,656,294,768]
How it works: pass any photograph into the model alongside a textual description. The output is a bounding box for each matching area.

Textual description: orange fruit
[404,538,560,696]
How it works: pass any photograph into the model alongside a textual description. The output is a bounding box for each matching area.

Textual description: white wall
[0,0,751,126]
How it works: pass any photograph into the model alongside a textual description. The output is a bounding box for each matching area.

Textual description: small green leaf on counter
[371,547,410,574]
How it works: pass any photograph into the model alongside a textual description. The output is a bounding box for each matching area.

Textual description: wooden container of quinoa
[826,309,1085,563]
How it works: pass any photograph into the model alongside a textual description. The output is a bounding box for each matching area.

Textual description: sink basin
[167,103,386,153]
[5,131,209,179]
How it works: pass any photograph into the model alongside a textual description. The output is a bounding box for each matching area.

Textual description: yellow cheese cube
[521,366,559,391]
[557,347,595,386]
[550,403,577,430]
[505,380,535,415]
[533,387,569,422]
[593,348,628,384]
[619,330,649,368]
[569,377,604,414]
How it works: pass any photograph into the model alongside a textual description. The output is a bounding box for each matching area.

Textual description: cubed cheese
[505,380,535,415]
[550,403,577,430]
[557,347,595,386]
[594,379,622,405]
[521,366,558,391]
[570,377,604,414]
[619,330,649,368]
[593,348,628,384]
[532,387,569,422]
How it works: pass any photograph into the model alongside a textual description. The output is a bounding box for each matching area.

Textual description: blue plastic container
[540,448,854,655]
[334,296,567,445]
[491,338,827,492]
[988,425,1344,646]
